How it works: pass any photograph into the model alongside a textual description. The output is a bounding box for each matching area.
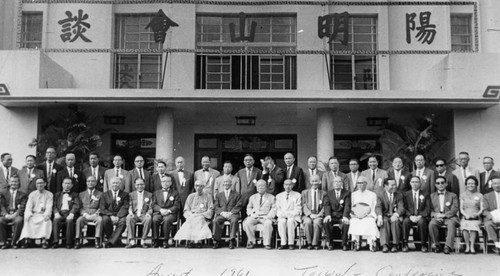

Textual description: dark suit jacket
[261,166,285,195]
[0,166,19,194]
[323,189,351,219]
[301,188,326,217]
[36,162,63,194]
[128,167,152,192]
[379,191,405,218]
[1,190,27,216]
[402,189,430,219]
[168,169,194,207]
[284,165,306,193]
[150,173,177,193]
[322,171,349,192]
[345,171,360,192]
[483,191,499,221]
[236,167,262,198]
[18,167,44,194]
[304,169,324,190]
[214,190,242,216]
[480,170,500,195]
[434,170,460,196]
[56,167,84,193]
[82,165,107,191]
[100,190,130,218]
[151,189,181,218]
[128,190,153,216]
[387,168,412,193]
[412,168,436,195]
[53,191,81,215]
[429,191,459,219]
[79,189,103,215]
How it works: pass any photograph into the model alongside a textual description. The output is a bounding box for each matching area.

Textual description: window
[451,14,472,51]
[196,14,297,89]
[330,16,377,90]
[21,12,43,48]
[114,14,162,89]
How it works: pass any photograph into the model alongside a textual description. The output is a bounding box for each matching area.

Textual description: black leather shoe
[247,242,255,249]
[307,245,313,250]
[492,247,500,255]
[142,243,149,249]
[432,244,440,253]
[42,241,49,249]
[353,241,360,251]
[95,239,102,249]
[314,246,321,250]
[342,245,348,251]
[402,244,409,252]
[1,243,10,249]
[126,243,135,249]
[265,245,272,250]
[289,245,295,250]
[153,240,160,248]
[229,240,235,249]
[328,245,334,251]
[421,246,428,253]
[52,243,59,249]
[382,245,389,253]
[74,240,81,249]
[162,241,170,249]
[212,241,221,249]
[391,246,398,253]
[103,242,112,248]
[443,246,450,255]
[279,245,288,250]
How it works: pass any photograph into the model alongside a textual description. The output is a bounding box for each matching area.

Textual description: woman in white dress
[20,178,53,249]
[174,180,214,247]
[348,175,382,251]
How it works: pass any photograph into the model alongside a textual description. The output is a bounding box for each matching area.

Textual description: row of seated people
[2,171,499,255]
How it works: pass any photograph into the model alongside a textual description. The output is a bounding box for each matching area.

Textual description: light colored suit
[322,171,349,192]
[345,171,360,192]
[483,191,500,242]
[103,168,130,192]
[194,168,220,198]
[128,168,152,192]
[361,168,389,194]
[214,174,240,195]
[82,165,107,191]
[18,167,44,194]
[453,166,480,195]
[243,192,276,246]
[301,188,326,246]
[412,167,436,195]
[126,190,153,241]
[429,191,459,249]
[275,190,301,246]
[76,189,103,238]
[304,169,324,190]
[0,166,19,194]
[168,169,194,208]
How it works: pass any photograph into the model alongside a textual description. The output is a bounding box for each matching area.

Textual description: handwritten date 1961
[220,268,250,276]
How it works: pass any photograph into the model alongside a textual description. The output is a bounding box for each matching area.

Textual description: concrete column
[479,0,500,53]
[317,108,334,167]
[155,108,174,166]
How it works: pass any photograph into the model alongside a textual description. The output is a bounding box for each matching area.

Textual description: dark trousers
[429,217,459,249]
[402,217,429,246]
[52,212,75,245]
[0,216,23,244]
[152,214,177,240]
[324,218,349,246]
[380,217,402,246]
[102,215,126,245]
[213,214,239,241]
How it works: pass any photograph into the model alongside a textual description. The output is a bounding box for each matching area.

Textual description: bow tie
[163,189,170,192]
[438,192,445,195]
[178,169,184,172]
[203,169,209,172]
[137,191,143,194]
[63,192,70,194]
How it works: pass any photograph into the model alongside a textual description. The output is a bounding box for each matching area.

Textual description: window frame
[450,13,473,52]
[20,11,43,49]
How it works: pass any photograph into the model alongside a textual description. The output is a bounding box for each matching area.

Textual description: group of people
[0,148,499,256]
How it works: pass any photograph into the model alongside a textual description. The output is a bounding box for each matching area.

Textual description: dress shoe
[391,246,398,253]
[307,245,313,250]
[12,243,18,249]
[95,238,102,249]
[153,240,160,248]
[421,246,428,253]
[195,243,202,248]
[74,241,81,249]
[471,249,476,255]
[66,245,72,249]
[42,241,49,249]
[187,242,195,248]
[52,243,59,249]
[432,244,440,253]
[382,245,389,253]
[247,242,255,249]
[212,241,221,249]
[142,243,149,249]
[265,245,272,250]
[370,241,377,252]
[103,241,112,248]
[279,245,288,250]
[125,243,135,249]
[229,240,235,249]
[443,246,450,255]
[162,241,170,249]
[342,245,348,251]
[353,241,360,251]
[402,244,409,252]
[492,247,500,255]
[328,245,334,251]
[289,245,295,250]
[1,243,10,249]
[314,246,321,250]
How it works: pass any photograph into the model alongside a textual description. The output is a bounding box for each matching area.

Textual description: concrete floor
[1,246,499,276]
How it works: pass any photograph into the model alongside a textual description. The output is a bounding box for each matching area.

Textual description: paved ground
[2,245,499,276]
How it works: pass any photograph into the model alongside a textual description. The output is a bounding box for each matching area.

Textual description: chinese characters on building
[58,9,92,43]
[317,12,349,45]
[145,9,178,43]
[406,11,436,44]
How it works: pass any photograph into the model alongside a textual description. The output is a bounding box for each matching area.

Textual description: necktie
[259,194,263,206]
[115,169,119,177]
[389,193,393,204]
[6,168,9,182]
[225,190,229,200]
[28,168,32,177]
[286,193,289,201]
[11,191,15,210]
[372,170,376,182]
[48,163,52,177]
[336,191,340,200]
[414,192,418,215]
[69,168,73,178]
[312,190,317,212]
[462,167,466,179]
[139,169,144,179]
[486,171,490,186]
[439,193,445,212]
[287,167,291,179]
[247,169,251,184]
[92,167,96,179]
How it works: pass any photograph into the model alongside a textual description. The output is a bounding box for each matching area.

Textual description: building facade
[0,0,499,172]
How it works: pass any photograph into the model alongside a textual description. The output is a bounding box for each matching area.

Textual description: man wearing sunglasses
[434,158,459,196]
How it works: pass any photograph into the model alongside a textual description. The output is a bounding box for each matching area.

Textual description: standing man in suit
[75,176,103,249]
[323,175,351,251]
[18,155,44,194]
[126,178,153,249]
[214,161,240,196]
[284,153,305,193]
[434,158,460,196]
[261,156,285,195]
[103,155,130,192]
[346,158,360,192]
[453,152,480,195]
[387,157,411,193]
[236,154,262,219]
[151,175,180,248]
[301,174,326,250]
[128,155,151,193]
[52,177,80,248]
[480,157,499,195]
[0,153,19,194]
[243,180,276,250]
[82,152,106,191]
[482,177,500,254]
[56,153,84,193]
[194,156,220,199]
[428,176,459,254]
[150,160,171,192]
[322,156,349,192]
[168,156,194,222]
[276,179,301,250]
[304,156,324,190]
[0,176,27,249]
[412,154,436,195]
[402,176,431,252]
[36,146,63,194]
[378,178,404,253]
[101,176,130,248]
[212,177,242,249]
[361,155,388,194]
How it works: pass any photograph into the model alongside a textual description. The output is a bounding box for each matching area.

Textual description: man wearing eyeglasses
[479,157,500,195]
[428,176,459,254]
[434,158,459,196]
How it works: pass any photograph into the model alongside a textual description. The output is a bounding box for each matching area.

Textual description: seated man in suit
[276,179,301,250]
[361,155,388,194]
[236,154,262,220]
[243,180,276,249]
[261,156,285,195]
[214,161,239,196]
[378,178,405,253]
[20,178,53,249]
[322,156,349,192]
[301,174,326,250]
[284,153,305,193]
[402,176,431,252]
[483,177,500,254]
[18,155,44,195]
[126,178,153,248]
[213,176,242,249]
[52,177,81,248]
[151,175,180,248]
[101,176,130,248]
[75,176,104,249]
[0,176,28,249]
[82,152,106,191]
[323,175,351,251]
[428,176,459,254]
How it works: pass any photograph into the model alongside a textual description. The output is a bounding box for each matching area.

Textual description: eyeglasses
[436,182,446,185]
[435,164,445,167]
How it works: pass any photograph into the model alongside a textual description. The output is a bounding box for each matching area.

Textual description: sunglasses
[435,164,445,167]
